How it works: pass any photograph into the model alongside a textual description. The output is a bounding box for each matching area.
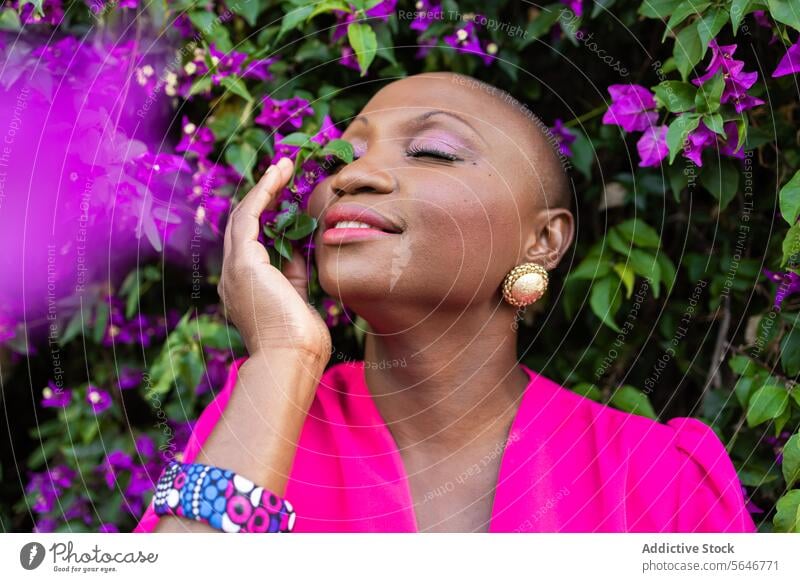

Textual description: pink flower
[86,385,112,414]
[636,125,668,167]
[692,41,764,113]
[763,269,800,310]
[602,84,658,132]
[443,19,495,65]
[773,37,800,78]
[41,381,72,408]
[551,119,577,157]
[176,116,215,159]
[254,96,313,132]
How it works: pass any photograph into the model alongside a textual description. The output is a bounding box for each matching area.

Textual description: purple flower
[763,269,800,310]
[117,366,142,390]
[0,312,16,342]
[41,381,72,408]
[692,41,764,113]
[194,194,231,237]
[34,518,57,533]
[741,486,765,514]
[172,13,194,37]
[602,84,658,132]
[410,0,443,32]
[254,96,313,132]
[176,116,215,159]
[332,0,397,41]
[322,298,351,327]
[207,44,276,85]
[444,19,495,65]
[86,385,112,414]
[18,0,65,25]
[312,115,344,147]
[26,466,76,514]
[773,37,800,78]
[560,0,583,18]
[135,434,156,459]
[551,119,577,157]
[195,348,231,396]
[339,46,363,71]
[64,497,92,525]
[636,125,669,167]
[99,523,119,533]
[99,450,134,489]
[683,120,744,167]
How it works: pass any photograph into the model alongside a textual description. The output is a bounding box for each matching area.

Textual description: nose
[329,150,396,198]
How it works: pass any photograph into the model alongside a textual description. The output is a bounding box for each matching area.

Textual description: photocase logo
[20,542,46,570]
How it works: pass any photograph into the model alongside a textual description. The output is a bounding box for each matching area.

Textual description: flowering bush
[1,0,799,533]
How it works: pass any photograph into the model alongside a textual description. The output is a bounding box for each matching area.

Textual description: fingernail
[265,165,276,175]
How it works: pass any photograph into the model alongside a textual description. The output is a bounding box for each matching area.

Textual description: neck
[361,303,530,449]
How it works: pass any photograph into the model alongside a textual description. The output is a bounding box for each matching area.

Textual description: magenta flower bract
[254,96,313,132]
[636,125,669,167]
[176,116,215,159]
[410,0,443,32]
[692,41,764,113]
[602,84,658,132]
[443,19,495,65]
[763,269,800,310]
[551,119,577,157]
[86,386,112,414]
[773,37,800,78]
[41,381,72,408]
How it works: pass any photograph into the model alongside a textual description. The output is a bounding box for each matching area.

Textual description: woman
[134,72,757,533]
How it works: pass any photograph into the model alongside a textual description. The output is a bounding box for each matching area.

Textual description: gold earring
[502,263,549,307]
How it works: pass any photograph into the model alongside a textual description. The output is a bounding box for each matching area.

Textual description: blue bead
[209,513,222,530]
[199,500,213,518]
[216,478,228,491]
[213,497,226,513]
[204,485,218,500]
[209,469,222,479]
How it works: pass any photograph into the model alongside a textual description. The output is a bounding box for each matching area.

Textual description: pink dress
[133,358,757,533]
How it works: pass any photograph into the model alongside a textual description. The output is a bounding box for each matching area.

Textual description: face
[307,73,573,325]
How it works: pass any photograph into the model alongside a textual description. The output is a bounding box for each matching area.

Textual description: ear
[521,208,575,271]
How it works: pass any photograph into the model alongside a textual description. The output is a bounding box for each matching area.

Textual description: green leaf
[667,114,701,163]
[279,132,312,147]
[663,1,710,41]
[779,170,800,225]
[728,354,754,375]
[188,76,212,97]
[699,157,739,211]
[734,376,755,407]
[522,5,564,47]
[229,0,262,26]
[780,328,800,376]
[782,222,800,267]
[0,8,21,31]
[773,490,800,532]
[225,142,257,184]
[638,0,682,19]
[609,385,658,419]
[613,263,635,298]
[674,22,705,80]
[653,81,697,112]
[220,76,252,101]
[347,22,378,76]
[768,0,800,31]
[278,5,313,40]
[697,8,728,53]
[284,214,318,240]
[569,250,612,279]
[730,0,755,32]
[590,276,622,332]
[273,236,293,261]
[746,384,789,427]
[628,248,663,298]
[616,218,661,248]
[784,434,800,489]
[18,0,43,17]
[656,253,677,292]
[93,301,109,344]
[309,0,351,19]
[571,383,603,401]
[321,139,354,163]
[703,112,725,136]
[694,72,725,113]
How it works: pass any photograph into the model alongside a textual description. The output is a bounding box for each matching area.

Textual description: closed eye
[405,145,461,162]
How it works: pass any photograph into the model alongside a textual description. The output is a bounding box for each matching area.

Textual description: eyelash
[326,144,461,171]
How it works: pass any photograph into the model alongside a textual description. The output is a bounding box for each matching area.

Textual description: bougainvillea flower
[195,347,231,395]
[99,450,134,489]
[763,269,800,310]
[41,381,72,408]
[0,312,16,342]
[87,385,112,414]
[444,20,494,65]
[602,84,658,132]
[636,125,668,167]
[26,466,76,513]
[254,96,313,132]
[117,366,143,390]
[692,41,764,113]
[773,37,800,78]
[311,115,343,146]
[176,116,215,159]
[551,119,577,157]
[560,0,583,17]
[332,0,398,41]
[18,0,65,25]
[410,0,443,32]
[195,194,231,237]
[99,523,120,533]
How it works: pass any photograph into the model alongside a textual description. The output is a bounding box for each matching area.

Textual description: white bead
[166,489,179,508]
[233,474,254,493]
[250,487,263,506]
[221,513,241,533]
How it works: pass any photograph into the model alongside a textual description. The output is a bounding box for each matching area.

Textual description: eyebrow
[352,109,488,146]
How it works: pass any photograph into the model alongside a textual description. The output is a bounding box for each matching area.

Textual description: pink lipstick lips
[322,203,403,245]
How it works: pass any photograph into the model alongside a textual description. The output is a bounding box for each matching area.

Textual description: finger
[282,246,310,302]
[230,158,295,248]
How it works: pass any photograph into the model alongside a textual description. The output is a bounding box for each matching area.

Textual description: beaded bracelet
[152,461,295,533]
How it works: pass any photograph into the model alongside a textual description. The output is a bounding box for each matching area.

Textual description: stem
[566,104,607,127]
